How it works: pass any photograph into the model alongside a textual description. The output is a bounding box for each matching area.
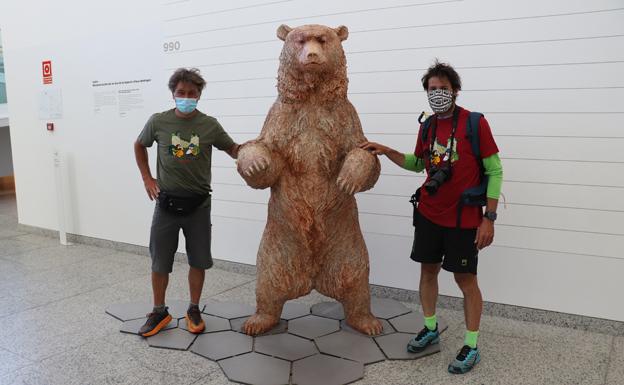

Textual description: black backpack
[410,109,489,228]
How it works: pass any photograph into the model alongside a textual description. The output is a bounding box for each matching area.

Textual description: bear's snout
[299,40,325,68]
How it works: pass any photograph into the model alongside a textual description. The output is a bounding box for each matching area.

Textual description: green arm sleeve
[483,153,503,199]
[402,153,425,173]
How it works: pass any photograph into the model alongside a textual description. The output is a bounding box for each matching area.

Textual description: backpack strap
[410,114,435,227]
[466,111,484,171]
[456,111,489,228]
[420,114,435,145]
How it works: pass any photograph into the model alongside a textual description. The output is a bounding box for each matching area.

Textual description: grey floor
[0,193,621,385]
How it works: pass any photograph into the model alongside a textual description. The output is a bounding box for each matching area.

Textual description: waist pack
[157,191,209,215]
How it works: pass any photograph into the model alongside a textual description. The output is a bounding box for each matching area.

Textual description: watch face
[485,212,497,221]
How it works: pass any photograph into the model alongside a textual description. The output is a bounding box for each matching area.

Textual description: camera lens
[424,180,439,195]
[424,166,451,195]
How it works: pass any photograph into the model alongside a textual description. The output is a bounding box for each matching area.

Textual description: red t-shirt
[414,106,499,229]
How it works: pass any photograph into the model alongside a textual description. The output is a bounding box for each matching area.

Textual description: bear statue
[236,24,383,336]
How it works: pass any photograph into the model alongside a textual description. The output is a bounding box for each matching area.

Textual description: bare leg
[152,271,169,306]
[454,273,483,331]
[419,263,441,317]
[188,266,205,305]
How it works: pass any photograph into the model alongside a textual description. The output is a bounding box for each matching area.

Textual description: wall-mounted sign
[42,60,52,84]
[92,78,151,117]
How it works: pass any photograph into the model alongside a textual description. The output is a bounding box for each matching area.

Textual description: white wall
[3,0,623,321]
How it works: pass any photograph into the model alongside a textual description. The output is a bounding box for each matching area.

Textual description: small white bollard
[53,150,72,246]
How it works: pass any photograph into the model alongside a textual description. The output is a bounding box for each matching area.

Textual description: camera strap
[411,107,460,225]
[428,106,460,167]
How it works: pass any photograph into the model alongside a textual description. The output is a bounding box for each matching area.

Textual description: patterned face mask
[427,89,454,114]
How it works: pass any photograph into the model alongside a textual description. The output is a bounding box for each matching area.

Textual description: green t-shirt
[138,109,234,206]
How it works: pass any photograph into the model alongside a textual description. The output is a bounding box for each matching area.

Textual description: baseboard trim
[16,223,624,336]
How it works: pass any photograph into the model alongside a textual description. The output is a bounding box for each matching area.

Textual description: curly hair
[168,68,206,94]
[421,60,462,91]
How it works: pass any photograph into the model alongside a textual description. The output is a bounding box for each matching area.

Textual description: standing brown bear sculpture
[237,24,383,336]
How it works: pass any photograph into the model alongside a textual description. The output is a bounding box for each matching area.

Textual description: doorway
[0,28,15,195]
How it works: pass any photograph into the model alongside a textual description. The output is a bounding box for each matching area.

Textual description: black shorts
[410,210,479,274]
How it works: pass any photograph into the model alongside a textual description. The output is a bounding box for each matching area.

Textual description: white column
[53,150,72,246]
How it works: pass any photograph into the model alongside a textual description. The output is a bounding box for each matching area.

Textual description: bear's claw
[346,314,383,336]
[242,313,280,336]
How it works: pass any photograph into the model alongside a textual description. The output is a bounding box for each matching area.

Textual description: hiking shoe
[139,308,172,337]
[185,305,205,334]
[448,345,480,374]
[407,325,440,353]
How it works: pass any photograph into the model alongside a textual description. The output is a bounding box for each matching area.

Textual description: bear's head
[276,24,349,103]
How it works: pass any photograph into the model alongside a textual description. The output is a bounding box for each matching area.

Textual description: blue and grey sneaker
[407,325,440,353]
[448,345,480,374]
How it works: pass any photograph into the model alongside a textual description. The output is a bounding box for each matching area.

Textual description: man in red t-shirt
[361,60,503,374]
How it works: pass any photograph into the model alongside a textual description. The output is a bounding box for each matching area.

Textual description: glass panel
[0,29,6,104]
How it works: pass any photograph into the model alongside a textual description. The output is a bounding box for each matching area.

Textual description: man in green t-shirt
[134,68,239,337]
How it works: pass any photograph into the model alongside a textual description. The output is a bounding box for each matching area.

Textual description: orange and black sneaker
[185,305,205,334]
[139,308,173,337]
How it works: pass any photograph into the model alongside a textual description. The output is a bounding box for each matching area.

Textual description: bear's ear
[277,24,293,41]
[334,25,349,41]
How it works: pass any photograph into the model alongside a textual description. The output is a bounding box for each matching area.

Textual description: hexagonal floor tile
[146,328,197,350]
[375,332,441,360]
[292,354,364,385]
[370,298,411,320]
[230,317,288,336]
[315,330,385,364]
[178,314,230,334]
[281,302,310,320]
[388,311,448,334]
[105,302,152,321]
[219,352,290,385]
[106,300,201,322]
[190,330,253,361]
[310,301,344,320]
[288,315,340,340]
[340,318,395,337]
[255,333,317,361]
[167,300,205,319]
[203,301,255,319]
[120,317,177,335]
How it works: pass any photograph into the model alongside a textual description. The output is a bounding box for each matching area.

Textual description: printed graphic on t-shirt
[430,138,459,166]
[169,132,200,159]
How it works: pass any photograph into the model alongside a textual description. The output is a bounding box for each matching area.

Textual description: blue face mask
[175,97,198,114]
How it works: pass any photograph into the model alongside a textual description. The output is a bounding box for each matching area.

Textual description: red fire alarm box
[47,123,54,131]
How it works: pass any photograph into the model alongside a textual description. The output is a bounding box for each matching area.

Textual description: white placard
[92,79,151,118]
[38,88,63,120]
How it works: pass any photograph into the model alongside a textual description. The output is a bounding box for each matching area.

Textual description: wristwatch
[484,211,497,221]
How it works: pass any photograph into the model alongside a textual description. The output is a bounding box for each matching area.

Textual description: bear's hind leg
[315,231,382,336]
[242,302,283,336]
[340,282,383,336]
[243,232,313,335]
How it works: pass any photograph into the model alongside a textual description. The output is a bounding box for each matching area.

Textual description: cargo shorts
[149,203,212,274]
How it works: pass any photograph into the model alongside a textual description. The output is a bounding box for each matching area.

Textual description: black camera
[424,164,451,195]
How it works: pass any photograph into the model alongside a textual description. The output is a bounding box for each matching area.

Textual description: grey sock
[188,302,199,310]
[153,304,167,314]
